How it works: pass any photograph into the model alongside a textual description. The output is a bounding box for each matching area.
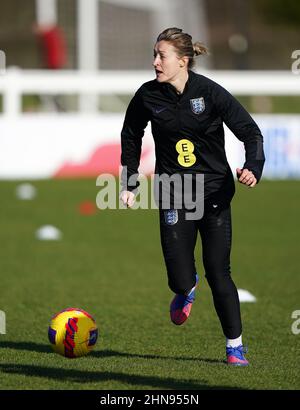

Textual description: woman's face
[153,40,185,83]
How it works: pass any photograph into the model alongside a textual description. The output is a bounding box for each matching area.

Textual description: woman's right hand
[120,190,136,208]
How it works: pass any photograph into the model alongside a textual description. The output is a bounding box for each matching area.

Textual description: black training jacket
[120,69,265,206]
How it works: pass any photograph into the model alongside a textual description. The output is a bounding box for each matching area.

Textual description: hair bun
[193,42,208,56]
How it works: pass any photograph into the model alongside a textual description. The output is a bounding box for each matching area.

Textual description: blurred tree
[255,0,300,26]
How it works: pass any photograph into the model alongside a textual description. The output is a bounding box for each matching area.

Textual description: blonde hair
[156,27,208,69]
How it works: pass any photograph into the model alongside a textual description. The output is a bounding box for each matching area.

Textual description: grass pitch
[0,179,299,390]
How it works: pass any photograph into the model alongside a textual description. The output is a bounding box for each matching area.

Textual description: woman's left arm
[212,82,265,187]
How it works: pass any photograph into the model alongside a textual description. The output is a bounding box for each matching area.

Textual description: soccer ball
[48,308,98,358]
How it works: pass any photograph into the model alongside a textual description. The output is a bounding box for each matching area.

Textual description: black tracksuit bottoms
[159,203,242,339]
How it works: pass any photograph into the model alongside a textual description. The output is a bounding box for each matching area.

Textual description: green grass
[0,179,299,390]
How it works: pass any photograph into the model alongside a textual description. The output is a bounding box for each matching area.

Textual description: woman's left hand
[236,168,257,188]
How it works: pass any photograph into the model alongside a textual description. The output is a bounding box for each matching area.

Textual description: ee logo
[176,139,196,167]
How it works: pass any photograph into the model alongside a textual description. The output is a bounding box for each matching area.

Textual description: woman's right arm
[120,87,149,206]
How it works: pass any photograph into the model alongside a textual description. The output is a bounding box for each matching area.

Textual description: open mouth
[155,69,163,75]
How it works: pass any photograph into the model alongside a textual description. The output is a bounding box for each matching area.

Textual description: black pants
[159,204,242,339]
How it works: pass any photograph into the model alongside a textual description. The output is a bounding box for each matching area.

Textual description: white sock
[226,335,242,348]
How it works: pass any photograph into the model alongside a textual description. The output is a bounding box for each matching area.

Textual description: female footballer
[120,27,265,366]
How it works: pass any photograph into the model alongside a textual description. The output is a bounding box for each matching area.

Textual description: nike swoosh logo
[153,107,167,114]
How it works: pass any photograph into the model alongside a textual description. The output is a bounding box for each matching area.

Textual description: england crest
[164,209,178,225]
[190,97,205,114]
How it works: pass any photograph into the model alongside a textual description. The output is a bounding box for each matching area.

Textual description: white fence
[0,68,300,116]
[0,69,299,179]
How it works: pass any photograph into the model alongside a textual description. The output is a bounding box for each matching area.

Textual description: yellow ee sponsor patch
[176,139,196,167]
